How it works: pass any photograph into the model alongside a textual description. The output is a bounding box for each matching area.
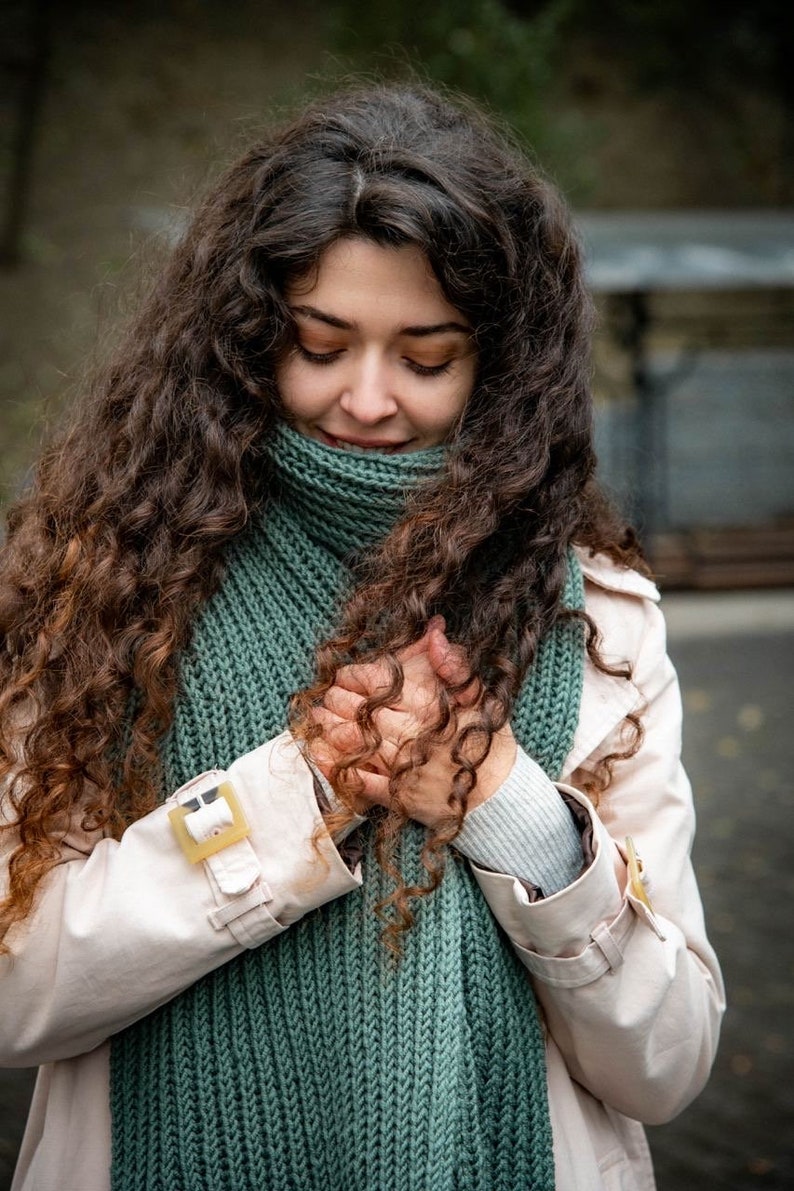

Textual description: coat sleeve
[469,587,726,1126]
[0,733,361,1068]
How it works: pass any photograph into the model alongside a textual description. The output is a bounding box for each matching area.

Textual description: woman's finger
[395,616,444,663]
[333,618,446,696]
[333,658,392,696]
[315,699,398,749]
[311,706,403,774]
[349,768,391,808]
[333,660,436,724]
[323,684,366,719]
[310,706,365,751]
[307,737,337,781]
[426,627,481,706]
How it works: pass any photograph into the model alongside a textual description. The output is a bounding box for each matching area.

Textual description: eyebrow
[290,305,471,337]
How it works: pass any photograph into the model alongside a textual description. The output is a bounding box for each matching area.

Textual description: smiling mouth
[317,430,412,454]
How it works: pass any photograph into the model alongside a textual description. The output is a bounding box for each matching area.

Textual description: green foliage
[327,0,574,162]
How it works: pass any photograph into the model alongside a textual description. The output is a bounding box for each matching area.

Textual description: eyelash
[296,347,342,366]
[410,360,452,377]
[295,345,452,377]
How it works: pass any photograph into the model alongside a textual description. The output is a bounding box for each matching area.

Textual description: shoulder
[565,548,671,774]
[573,545,664,665]
[573,544,660,605]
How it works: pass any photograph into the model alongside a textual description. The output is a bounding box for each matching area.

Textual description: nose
[338,356,399,424]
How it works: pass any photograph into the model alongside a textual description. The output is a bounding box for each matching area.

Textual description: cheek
[425,368,475,431]
[275,360,325,420]
[410,388,470,441]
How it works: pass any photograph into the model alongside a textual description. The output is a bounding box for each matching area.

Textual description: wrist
[456,747,585,893]
[467,728,517,811]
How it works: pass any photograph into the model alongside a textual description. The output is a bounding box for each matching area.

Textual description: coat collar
[574,546,660,603]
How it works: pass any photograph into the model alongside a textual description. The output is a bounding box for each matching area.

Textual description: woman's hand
[309,618,516,829]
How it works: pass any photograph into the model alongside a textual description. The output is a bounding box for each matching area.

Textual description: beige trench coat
[0,550,725,1191]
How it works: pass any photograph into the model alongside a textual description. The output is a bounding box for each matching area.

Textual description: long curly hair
[0,83,646,950]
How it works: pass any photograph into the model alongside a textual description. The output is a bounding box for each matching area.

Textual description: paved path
[2,603,792,1189]
[646,618,794,1190]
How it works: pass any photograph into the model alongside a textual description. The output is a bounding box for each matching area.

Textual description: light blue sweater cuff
[454,745,584,895]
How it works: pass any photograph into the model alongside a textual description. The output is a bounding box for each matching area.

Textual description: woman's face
[276,238,477,453]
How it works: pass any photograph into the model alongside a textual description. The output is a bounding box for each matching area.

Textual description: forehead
[286,238,464,325]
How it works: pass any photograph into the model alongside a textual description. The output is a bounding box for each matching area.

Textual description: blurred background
[1,1,792,1187]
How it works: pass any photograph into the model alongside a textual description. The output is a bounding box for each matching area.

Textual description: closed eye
[405,359,453,377]
[296,344,343,365]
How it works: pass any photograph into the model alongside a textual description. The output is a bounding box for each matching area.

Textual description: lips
[317,429,412,454]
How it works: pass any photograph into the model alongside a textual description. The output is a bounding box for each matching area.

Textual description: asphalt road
[1,609,792,1190]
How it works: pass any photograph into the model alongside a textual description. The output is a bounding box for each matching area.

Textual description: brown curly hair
[0,83,647,951]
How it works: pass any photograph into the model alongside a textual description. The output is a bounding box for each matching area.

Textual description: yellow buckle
[168,780,250,864]
[625,836,654,913]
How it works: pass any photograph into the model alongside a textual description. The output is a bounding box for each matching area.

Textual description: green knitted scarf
[110,425,585,1191]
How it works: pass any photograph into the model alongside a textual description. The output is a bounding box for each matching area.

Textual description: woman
[0,84,723,1190]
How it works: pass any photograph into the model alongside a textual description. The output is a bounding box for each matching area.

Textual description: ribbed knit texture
[454,744,584,894]
[110,424,585,1191]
